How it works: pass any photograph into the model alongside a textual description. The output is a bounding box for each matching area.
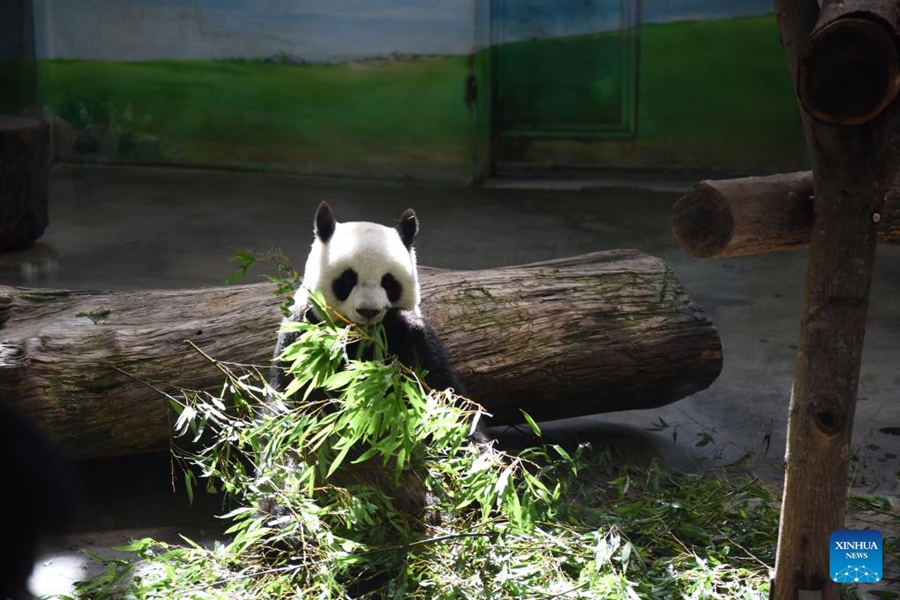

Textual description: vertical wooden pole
[772,148,884,599]
[771,1,898,597]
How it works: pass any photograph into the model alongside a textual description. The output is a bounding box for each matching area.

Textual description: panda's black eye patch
[381,273,402,303]
[332,269,358,301]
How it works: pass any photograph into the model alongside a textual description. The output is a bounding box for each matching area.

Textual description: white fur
[293,220,420,324]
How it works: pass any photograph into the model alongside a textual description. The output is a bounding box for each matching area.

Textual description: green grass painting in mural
[37,14,803,181]
[639,14,802,167]
[38,56,475,182]
[492,14,804,172]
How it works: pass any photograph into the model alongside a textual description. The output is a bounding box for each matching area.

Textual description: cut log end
[672,182,735,258]
[798,17,900,125]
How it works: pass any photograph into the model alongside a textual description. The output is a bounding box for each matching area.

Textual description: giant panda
[268,201,490,444]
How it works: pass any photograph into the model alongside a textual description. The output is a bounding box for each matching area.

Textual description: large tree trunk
[672,171,900,258]
[0,250,722,460]
[0,115,49,252]
[771,1,898,598]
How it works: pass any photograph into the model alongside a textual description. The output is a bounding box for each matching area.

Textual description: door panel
[492,0,641,139]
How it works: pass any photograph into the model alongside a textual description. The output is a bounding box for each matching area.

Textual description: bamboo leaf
[521,411,542,437]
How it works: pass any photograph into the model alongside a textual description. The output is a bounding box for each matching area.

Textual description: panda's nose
[357,307,381,320]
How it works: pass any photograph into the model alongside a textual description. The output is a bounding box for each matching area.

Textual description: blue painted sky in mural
[33,0,474,60]
[33,0,773,61]
[497,0,772,41]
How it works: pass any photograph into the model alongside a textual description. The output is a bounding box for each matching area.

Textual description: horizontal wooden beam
[673,171,900,258]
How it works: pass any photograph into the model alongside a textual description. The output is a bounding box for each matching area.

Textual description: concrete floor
[3,163,898,596]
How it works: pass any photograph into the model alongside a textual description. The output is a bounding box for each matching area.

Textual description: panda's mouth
[353,307,385,324]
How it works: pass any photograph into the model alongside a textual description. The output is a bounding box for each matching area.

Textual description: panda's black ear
[396,209,418,249]
[315,201,336,243]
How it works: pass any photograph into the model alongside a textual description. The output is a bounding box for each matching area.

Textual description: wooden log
[0,116,49,252]
[672,171,900,257]
[771,0,898,598]
[0,250,722,460]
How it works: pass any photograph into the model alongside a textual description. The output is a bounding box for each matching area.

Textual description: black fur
[0,403,74,600]
[332,268,358,302]
[382,309,491,444]
[396,209,418,249]
[314,201,336,242]
[267,307,308,399]
[380,273,402,303]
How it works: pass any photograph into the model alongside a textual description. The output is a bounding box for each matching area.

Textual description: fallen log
[0,250,722,460]
[672,171,900,258]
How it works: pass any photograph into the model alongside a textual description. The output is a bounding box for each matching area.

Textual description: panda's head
[300,201,421,324]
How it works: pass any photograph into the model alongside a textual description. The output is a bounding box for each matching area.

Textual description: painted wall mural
[490,0,804,173]
[25,0,804,183]
[33,0,479,182]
